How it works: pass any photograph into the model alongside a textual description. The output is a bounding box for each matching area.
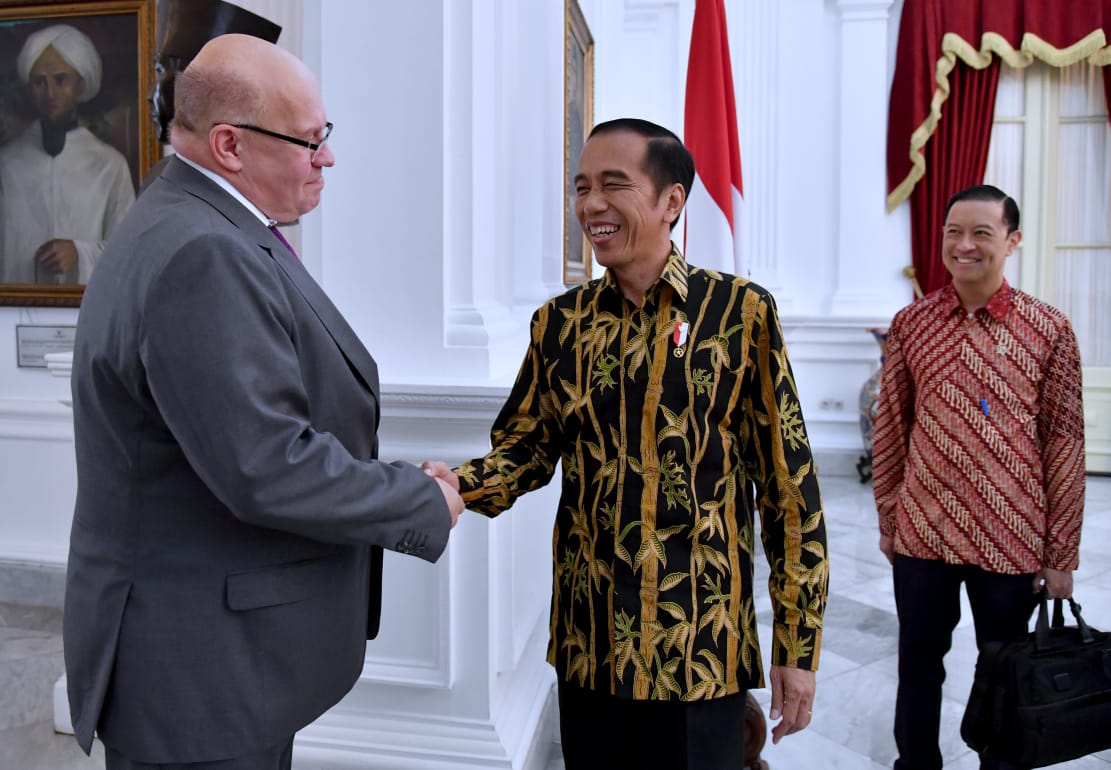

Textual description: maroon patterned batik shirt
[873,281,1085,574]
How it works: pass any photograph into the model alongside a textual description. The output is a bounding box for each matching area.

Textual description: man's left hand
[768,665,815,744]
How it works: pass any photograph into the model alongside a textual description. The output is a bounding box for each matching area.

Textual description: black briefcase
[960,589,1111,767]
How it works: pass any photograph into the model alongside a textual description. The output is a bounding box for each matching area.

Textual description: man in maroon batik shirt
[873,184,1085,770]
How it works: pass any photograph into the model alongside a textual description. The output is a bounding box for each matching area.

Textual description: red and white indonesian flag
[683,0,745,276]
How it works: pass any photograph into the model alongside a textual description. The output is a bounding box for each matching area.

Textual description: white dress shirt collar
[174,154,275,226]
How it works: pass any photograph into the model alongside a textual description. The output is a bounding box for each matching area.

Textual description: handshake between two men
[426,460,464,527]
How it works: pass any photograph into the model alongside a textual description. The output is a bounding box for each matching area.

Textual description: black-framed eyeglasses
[233,121,333,162]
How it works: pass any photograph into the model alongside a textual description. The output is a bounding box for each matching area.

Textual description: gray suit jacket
[64,157,450,762]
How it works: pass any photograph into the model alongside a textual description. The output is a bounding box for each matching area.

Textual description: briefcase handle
[1033,588,1095,651]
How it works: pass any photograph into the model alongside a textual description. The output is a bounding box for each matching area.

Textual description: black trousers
[557,680,746,770]
[104,737,294,770]
[892,555,1037,770]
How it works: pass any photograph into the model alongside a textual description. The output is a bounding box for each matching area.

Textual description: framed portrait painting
[0,0,157,306]
[563,0,593,286]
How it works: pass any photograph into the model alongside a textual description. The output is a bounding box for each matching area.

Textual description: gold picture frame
[0,0,158,306]
[563,0,593,286]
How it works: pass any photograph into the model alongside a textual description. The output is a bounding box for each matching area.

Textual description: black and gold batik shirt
[457,245,828,701]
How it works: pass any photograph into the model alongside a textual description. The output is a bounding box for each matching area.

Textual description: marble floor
[0,600,103,768]
[740,473,1111,770]
[4,474,1111,769]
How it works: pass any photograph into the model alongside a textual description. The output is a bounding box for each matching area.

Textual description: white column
[316,0,563,384]
[509,0,572,305]
[442,0,510,364]
[829,0,904,316]
[595,0,684,127]
[440,0,567,377]
[729,0,786,302]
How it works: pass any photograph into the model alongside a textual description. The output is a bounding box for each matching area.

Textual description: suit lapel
[267,241,382,401]
[160,158,382,404]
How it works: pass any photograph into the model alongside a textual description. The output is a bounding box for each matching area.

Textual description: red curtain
[888,0,1111,296]
[909,61,1001,296]
[890,0,1111,208]
[1105,65,1111,122]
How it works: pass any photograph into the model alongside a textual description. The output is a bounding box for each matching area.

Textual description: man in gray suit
[63,34,463,769]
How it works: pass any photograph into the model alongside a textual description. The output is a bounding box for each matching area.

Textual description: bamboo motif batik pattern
[458,245,828,701]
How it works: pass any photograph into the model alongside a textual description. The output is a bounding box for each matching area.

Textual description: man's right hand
[879,533,894,565]
[422,460,460,492]
[35,238,79,274]
[433,476,464,528]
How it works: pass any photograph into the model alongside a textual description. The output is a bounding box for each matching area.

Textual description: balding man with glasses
[63,34,463,770]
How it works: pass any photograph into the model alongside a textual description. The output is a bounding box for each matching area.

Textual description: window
[985,61,1110,471]
[985,61,1110,366]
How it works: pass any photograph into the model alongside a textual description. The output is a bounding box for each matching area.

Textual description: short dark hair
[587,118,695,230]
[945,184,1020,234]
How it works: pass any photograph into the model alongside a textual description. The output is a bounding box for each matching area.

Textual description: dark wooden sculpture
[150,0,282,142]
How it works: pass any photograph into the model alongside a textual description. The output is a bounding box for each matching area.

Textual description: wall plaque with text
[16,325,77,368]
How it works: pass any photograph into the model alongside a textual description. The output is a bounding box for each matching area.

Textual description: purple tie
[269,225,299,260]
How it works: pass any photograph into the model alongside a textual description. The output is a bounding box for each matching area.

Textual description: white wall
[0,306,78,564]
[311,0,568,386]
